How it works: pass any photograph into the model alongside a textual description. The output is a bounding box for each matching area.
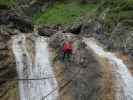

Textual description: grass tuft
[0,0,16,7]
[32,2,97,27]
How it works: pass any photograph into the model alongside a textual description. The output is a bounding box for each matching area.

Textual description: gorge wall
[0,25,19,100]
[0,7,34,100]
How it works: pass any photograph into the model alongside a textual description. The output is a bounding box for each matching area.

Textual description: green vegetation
[97,0,133,30]
[0,0,16,7]
[32,2,97,27]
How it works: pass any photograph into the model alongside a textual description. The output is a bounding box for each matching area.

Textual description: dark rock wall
[0,7,34,100]
[80,18,133,57]
[12,0,53,16]
[0,8,34,33]
[80,0,99,4]
[0,26,19,100]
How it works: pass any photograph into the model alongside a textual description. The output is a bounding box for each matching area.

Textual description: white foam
[12,35,58,100]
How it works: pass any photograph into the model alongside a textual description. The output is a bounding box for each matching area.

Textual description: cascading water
[12,34,59,100]
[84,38,133,100]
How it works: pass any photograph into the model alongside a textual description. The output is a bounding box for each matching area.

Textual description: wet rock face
[38,26,57,37]
[66,24,82,35]
[80,19,133,58]
[80,19,103,37]
[80,0,98,4]
[0,27,19,100]
[9,16,34,33]
[50,33,103,100]
[70,44,102,100]
[0,8,34,33]
[13,0,53,16]
[26,0,49,15]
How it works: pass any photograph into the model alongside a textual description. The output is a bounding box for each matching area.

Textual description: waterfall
[84,38,133,100]
[12,34,59,100]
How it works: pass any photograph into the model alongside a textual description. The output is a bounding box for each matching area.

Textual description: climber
[62,41,73,61]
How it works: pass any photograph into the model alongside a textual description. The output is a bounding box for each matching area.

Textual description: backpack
[63,42,72,51]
